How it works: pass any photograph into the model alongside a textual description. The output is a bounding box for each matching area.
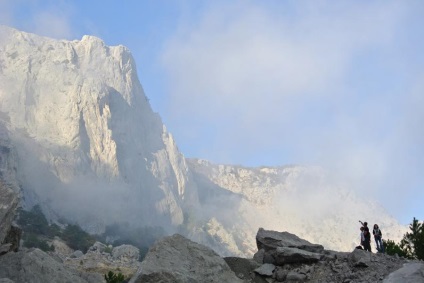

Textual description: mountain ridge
[0,25,406,257]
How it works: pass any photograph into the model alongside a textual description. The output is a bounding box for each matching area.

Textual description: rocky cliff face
[187,159,407,253]
[0,25,198,233]
[0,25,406,258]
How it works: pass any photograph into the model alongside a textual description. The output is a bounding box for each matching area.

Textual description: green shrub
[384,217,424,260]
[104,271,125,283]
[61,224,95,253]
[22,232,54,252]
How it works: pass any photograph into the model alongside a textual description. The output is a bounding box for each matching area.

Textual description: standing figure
[373,224,385,253]
[360,221,372,252]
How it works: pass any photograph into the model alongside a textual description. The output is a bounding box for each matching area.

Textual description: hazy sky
[1,0,423,224]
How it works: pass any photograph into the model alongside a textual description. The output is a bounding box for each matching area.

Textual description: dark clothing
[363,226,371,252]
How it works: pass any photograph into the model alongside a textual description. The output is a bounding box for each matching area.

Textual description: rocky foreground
[1,221,424,283]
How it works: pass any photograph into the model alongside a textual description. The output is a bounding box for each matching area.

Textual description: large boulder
[129,234,243,283]
[383,262,424,283]
[0,248,103,283]
[112,244,139,262]
[348,248,372,267]
[256,228,324,253]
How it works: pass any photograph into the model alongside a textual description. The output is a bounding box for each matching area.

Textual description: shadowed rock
[274,247,321,265]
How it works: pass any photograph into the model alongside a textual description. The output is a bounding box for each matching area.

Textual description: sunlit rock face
[187,159,407,253]
[0,25,406,258]
[0,25,198,233]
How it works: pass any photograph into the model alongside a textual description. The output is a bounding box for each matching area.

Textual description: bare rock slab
[129,234,243,283]
[256,228,324,253]
[383,262,424,283]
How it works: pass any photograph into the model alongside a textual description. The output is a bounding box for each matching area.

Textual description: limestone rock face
[129,234,243,283]
[188,159,407,253]
[0,25,199,233]
[0,248,103,283]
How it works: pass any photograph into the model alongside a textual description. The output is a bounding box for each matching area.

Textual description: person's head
[360,227,364,231]
[364,222,368,226]
[374,224,378,229]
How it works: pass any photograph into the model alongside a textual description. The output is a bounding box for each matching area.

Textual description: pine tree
[384,217,424,260]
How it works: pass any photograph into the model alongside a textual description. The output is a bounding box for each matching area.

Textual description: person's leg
[375,237,380,252]
[378,237,385,253]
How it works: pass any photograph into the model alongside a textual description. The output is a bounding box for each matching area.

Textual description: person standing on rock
[359,221,372,252]
[373,224,385,253]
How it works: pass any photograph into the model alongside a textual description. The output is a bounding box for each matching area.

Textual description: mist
[159,1,424,224]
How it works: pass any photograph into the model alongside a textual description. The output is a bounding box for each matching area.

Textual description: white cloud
[159,1,424,221]
[0,0,75,40]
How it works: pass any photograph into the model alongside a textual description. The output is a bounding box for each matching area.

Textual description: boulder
[112,244,139,262]
[129,234,243,283]
[383,262,424,283]
[274,247,321,265]
[254,263,275,276]
[0,248,102,283]
[88,241,107,253]
[348,248,371,267]
[256,228,324,253]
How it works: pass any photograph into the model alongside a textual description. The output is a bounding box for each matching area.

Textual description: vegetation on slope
[384,217,424,260]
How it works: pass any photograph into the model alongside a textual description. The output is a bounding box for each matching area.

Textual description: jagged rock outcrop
[0,25,199,234]
[122,229,422,283]
[0,248,103,283]
[224,228,422,282]
[129,234,244,283]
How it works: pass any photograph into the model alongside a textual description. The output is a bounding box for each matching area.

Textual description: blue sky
[1,0,423,224]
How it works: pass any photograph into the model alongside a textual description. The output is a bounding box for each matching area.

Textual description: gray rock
[348,248,371,267]
[88,241,107,253]
[0,248,101,283]
[224,257,268,283]
[0,183,19,245]
[129,234,243,283]
[254,263,276,276]
[71,250,84,258]
[253,248,265,263]
[383,262,424,283]
[274,267,288,282]
[0,279,15,283]
[274,247,321,265]
[286,271,307,282]
[256,228,324,253]
[112,244,139,262]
